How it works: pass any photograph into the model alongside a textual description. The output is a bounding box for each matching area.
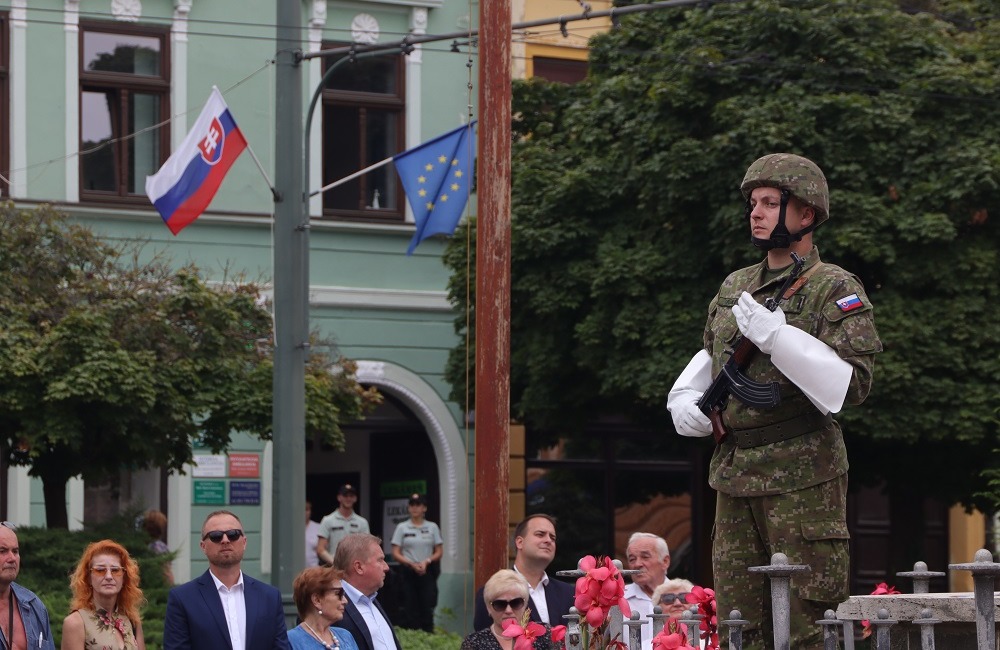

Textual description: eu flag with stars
[393,121,477,255]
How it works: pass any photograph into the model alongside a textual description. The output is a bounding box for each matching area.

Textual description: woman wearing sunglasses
[62,539,146,650]
[461,570,554,650]
[651,579,706,648]
[288,567,359,650]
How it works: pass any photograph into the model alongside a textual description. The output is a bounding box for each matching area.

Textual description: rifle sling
[779,260,823,301]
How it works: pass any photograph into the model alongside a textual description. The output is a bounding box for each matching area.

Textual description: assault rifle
[697,252,806,445]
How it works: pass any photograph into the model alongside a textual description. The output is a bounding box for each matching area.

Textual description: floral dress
[76,608,138,650]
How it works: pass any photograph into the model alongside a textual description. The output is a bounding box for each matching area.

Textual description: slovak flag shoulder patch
[836,293,864,313]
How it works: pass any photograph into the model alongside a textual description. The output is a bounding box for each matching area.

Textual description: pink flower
[574,555,632,624]
[651,629,696,650]
[871,582,901,596]
[502,619,548,650]
[550,626,567,643]
[684,585,720,649]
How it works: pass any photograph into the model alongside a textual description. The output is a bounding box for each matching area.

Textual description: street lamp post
[272,0,306,624]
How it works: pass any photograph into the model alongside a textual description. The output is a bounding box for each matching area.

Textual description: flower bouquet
[572,555,632,650]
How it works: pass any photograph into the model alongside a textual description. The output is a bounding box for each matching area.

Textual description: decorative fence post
[747,552,810,650]
[949,548,1000,650]
[869,609,897,650]
[564,607,582,650]
[679,609,702,647]
[912,607,939,650]
[720,609,749,650]
[815,609,841,650]
[897,561,946,594]
[648,606,669,641]
[624,612,645,650]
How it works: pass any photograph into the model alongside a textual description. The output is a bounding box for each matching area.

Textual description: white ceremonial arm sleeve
[769,325,853,414]
[667,349,713,437]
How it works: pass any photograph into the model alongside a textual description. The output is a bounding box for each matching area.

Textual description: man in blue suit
[472,514,576,630]
[164,510,290,650]
[332,534,401,650]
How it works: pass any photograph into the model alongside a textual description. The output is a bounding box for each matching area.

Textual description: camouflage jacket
[704,247,882,496]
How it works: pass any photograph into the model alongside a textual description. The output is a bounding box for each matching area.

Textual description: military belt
[730,411,833,449]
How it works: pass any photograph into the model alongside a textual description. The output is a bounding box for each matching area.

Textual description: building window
[80,23,169,202]
[525,425,712,584]
[321,47,405,221]
[532,57,588,84]
[0,12,8,198]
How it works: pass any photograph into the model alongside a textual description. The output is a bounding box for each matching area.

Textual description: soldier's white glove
[733,291,785,354]
[667,350,713,438]
[732,292,853,414]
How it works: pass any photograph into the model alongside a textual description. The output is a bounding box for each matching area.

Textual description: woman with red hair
[61,539,146,650]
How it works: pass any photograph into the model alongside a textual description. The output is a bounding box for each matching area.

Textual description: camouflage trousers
[712,475,850,650]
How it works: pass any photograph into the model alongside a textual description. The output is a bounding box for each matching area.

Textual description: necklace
[302,622,338,650]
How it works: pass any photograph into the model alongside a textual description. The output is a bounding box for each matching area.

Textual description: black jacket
[334,592,403,650]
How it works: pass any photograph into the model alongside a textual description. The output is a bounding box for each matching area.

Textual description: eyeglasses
[202,529,244,543]
[326,587,346,600]
[91,566,124,578]
[659,592,690,604]
[490,597,526,612]
[0,521,16,530]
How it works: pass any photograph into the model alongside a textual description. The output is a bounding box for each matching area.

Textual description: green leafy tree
[445,0,999,509]
[0,203,380,528]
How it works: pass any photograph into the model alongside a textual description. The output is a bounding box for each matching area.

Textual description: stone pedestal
[836,592,1000,649]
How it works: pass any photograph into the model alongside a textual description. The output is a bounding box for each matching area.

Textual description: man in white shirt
[623,532,671,650]
[333,533,402,650]
[163,510,289,650]
[472,514,575,630]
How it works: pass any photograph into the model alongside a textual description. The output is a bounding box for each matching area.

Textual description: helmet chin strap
[747,189,816,250]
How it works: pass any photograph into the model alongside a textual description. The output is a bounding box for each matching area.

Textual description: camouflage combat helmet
[740,153,829,250]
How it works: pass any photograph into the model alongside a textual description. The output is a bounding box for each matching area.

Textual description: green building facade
[0,0,477,632]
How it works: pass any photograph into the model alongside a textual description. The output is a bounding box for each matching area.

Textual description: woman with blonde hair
[461,569,555,650]
[62,539,146,650]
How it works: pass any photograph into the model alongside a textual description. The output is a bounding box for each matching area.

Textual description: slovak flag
[145,86,247,235]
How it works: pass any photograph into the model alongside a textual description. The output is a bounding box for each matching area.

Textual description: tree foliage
[0,204,381,527]
[444,0,999,509]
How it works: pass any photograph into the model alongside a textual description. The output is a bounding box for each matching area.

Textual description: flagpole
[244,141,281,201]
[309,156,393,197]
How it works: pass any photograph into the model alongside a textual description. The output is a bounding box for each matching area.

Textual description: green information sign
[380,480,427,498]
[193,480,226,505]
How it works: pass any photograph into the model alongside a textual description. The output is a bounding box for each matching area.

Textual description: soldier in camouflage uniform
[666,153,882,648]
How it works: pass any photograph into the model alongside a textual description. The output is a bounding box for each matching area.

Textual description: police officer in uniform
[390,494,443,632]
[667,153,882,648]
[316,484,370,566]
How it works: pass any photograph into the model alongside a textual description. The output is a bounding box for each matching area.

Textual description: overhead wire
[4,0,997,185]
[0,59,274,187]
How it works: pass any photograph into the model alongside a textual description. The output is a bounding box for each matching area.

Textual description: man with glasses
[332,533,401,650]
[163,510,290,650]
[0,521,56,650]
[624,532,671,650]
